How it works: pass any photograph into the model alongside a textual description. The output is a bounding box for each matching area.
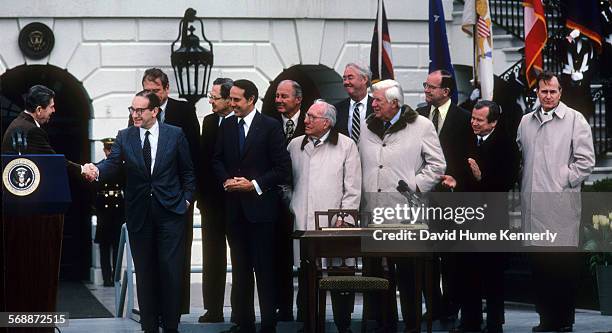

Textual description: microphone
[11,129,27,155]
[397,180,410,193]
[396,180,421,207]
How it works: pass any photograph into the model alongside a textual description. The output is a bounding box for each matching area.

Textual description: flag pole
[472,0,478,89]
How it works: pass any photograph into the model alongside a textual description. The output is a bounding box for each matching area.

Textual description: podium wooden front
[2,214,64,333]
[2,154,72,333]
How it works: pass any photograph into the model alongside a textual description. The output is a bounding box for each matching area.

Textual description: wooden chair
[314,209,392,332]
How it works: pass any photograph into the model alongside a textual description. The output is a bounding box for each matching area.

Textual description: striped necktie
[351,102,362,142]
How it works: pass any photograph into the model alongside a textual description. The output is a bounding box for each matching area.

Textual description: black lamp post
[171,8,214,105]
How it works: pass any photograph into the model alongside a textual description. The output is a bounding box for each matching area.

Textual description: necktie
[432,107,440,133]
[384,121,392,131]
[238,118,246,154]
[143,130,151,174]
[313,138,321,147]
[477,136,483,147]
[351,102,362,142]
[285,119,295,140]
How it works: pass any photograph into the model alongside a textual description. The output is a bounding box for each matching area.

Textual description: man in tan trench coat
[516,71,595,332]
[288,99,361,333]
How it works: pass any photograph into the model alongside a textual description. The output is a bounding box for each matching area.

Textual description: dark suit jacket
[471,128,519,193]
[129,98,201,194]
[212,111,291,223]
[333,96,374,137]
[269,110,306,144]
[417,103,475,191]
[470,128,520,235]
[97,123,196,232]
[197,113,224,214]
[1,111,81,177]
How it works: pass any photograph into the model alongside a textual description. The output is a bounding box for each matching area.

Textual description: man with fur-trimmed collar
[360,79,446,333]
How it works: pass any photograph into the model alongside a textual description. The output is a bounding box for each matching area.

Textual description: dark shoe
[558,326,573,332]
[103,280,114,287]
[275,310,294,322]
[449,326,481,333]
[258,325,276,333]
[482,326,503,333]
[532,324,556,332]
[144,330,158,333]
[163,329,179,333]
[198,311,224,323]
[221,325,256,333]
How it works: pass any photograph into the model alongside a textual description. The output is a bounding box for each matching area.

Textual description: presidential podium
[1,154,71,332]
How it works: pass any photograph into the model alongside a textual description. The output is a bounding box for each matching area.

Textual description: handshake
[82,163,99,182]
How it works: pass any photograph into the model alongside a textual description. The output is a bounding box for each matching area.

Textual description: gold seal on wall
[2,158,41,196]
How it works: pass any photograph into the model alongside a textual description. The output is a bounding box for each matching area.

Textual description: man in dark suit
[197,77,234,323]
[271,79,305,321]
[133,68,201,314]
[2,85,83,178]
[85,90,195,333]
[446,100,519,333]
[333,63,374,140]
[417,69,474,324]
[213,79,291,333]
[274,80,306,143]
[332,62,377,327]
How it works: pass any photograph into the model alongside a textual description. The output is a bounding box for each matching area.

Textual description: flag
[560,0,603,52]
[370,0,394,83]
[429,0,458,103]
[524,0,547,88]
[462,0,494,100]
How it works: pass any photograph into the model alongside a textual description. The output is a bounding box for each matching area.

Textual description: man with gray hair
[360,79,446,332]
[334,63,374,141]
[275,79,306,143]
[287,99,361,333]
[272,79,306,321]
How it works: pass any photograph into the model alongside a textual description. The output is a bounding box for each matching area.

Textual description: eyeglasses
[423,82,443,90]
[305,113,328,121]
[208,94,224,101]
[128,107,152,116]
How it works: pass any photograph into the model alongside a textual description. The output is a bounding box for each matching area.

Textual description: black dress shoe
[274,310,294,322]
[163,329,179,333]
[532,324,556,332]
[482,326,503,333]
[258,325,276,333]
[144,329,158,333]
[221,325,256,333]
[449,326,481,333]
[198,311,224,323]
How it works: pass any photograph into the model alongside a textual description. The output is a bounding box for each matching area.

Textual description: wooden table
[296,226,433,333]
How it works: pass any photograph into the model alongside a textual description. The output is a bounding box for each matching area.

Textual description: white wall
[0,0,469,162]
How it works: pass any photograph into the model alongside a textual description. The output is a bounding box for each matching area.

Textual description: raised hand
[467,158,482,181]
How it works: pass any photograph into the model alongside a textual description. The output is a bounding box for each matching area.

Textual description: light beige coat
[359,109,446,220]
[288,131,362,232]
[517,101,595,246]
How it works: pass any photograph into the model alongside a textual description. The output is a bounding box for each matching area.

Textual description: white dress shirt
[139,120,159,174]
[237,109,263,195]
[429,98,452,135]
[348,95,369,136]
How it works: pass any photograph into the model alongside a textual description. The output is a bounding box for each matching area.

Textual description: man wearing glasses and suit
[84,90,195,333]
